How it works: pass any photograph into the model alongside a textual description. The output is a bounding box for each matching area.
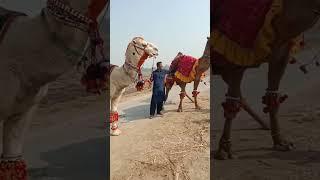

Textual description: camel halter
[123,41,150,78]
[46,0,94,32]
[44,0,108,60]
[42,0,109,94]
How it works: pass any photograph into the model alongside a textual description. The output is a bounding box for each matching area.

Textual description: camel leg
[240,97,270,130]
[215,68,245,160]
[1,104,39,180]
[185,93,194,103]
[110,89,124,136]
[193,74,202,110]
[0,85,47,179]
[177,83,187,112]
[266,46,294,151]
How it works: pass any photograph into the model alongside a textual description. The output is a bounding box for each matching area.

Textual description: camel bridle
[42,0,109,68]
[123,40,156,82]
[45,0,95,32]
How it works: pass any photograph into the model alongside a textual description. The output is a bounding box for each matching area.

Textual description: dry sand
[110,77,210,180]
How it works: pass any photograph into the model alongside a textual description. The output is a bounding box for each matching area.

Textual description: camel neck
[122,64,138,82]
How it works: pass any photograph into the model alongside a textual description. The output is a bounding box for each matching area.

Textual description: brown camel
[164,38,269,130]
[165,37,210,112]
[212,0,320,160]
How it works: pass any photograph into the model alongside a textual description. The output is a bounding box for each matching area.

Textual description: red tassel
[109,111,119,123]
[87,0,107,21]
[192,90,200,97]
[0,159,28,180]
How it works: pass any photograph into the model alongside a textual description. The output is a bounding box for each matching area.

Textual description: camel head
[125,37,159,70]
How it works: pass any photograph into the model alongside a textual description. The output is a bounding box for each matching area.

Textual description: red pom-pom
[0,159,28,180]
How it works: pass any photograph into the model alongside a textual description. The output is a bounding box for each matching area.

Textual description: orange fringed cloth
[212,0,304,67]
[170,55,205,83]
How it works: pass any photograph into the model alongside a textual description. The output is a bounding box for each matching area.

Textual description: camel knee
[221,96,242,119]
[262,90,288,113]
[192,90,200,97]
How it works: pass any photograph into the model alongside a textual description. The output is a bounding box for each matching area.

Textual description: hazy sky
[110,0,209,67]
[1,0,209,67]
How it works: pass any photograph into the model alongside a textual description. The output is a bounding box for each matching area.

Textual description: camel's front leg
[215,69,244,160]
[110,89,125,136]
[177,83,186,112]
[265,47,294,151]
[1,104,39,180]
[193,74,202,110]
[0,85,47,179]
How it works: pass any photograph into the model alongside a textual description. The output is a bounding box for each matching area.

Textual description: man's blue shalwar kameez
[150,69,168,116]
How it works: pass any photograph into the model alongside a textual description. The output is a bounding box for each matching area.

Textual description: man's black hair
[156,62,162,67]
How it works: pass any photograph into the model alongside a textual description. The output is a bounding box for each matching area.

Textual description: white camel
[110,37,159,136]
[0,0,108,179]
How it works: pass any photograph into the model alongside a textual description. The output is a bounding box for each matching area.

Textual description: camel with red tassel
[0,0,108,179]
[212,0,317,160]
[109,37,158,136]
[164,37,210,112]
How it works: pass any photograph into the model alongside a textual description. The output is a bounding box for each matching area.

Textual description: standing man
[150,62,168,119]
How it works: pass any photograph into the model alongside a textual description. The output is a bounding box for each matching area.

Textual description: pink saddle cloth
[215,0,273,49]
[175,55,198,77]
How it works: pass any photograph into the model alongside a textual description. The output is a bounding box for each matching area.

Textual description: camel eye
[132,52,135,55]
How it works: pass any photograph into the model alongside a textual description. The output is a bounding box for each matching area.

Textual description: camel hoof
[110,129,121,136]
[195,106,201,110]
[214,140,236,160]
[177,108,183,112]
[273,141,295,151]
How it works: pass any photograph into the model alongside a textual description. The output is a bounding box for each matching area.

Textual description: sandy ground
[110,77,210,180]
[212,61,320,180]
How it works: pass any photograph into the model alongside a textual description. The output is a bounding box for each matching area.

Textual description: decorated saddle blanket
[0,7,26,43]
[169,55,202,83]
[212,0,304,67]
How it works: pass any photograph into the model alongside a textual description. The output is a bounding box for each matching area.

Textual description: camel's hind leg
[193,73,202,110]
[110,89,125,136]
[177,82,187,112]
[266,45,294,151]
[215,68,245,160]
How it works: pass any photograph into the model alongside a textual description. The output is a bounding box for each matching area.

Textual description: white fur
[109,37,158,135]
[0,0,105,159]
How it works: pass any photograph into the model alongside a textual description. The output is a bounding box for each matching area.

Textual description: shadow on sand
[239,150,320,166]
[29,137,108,180]
[121,104,150,122]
